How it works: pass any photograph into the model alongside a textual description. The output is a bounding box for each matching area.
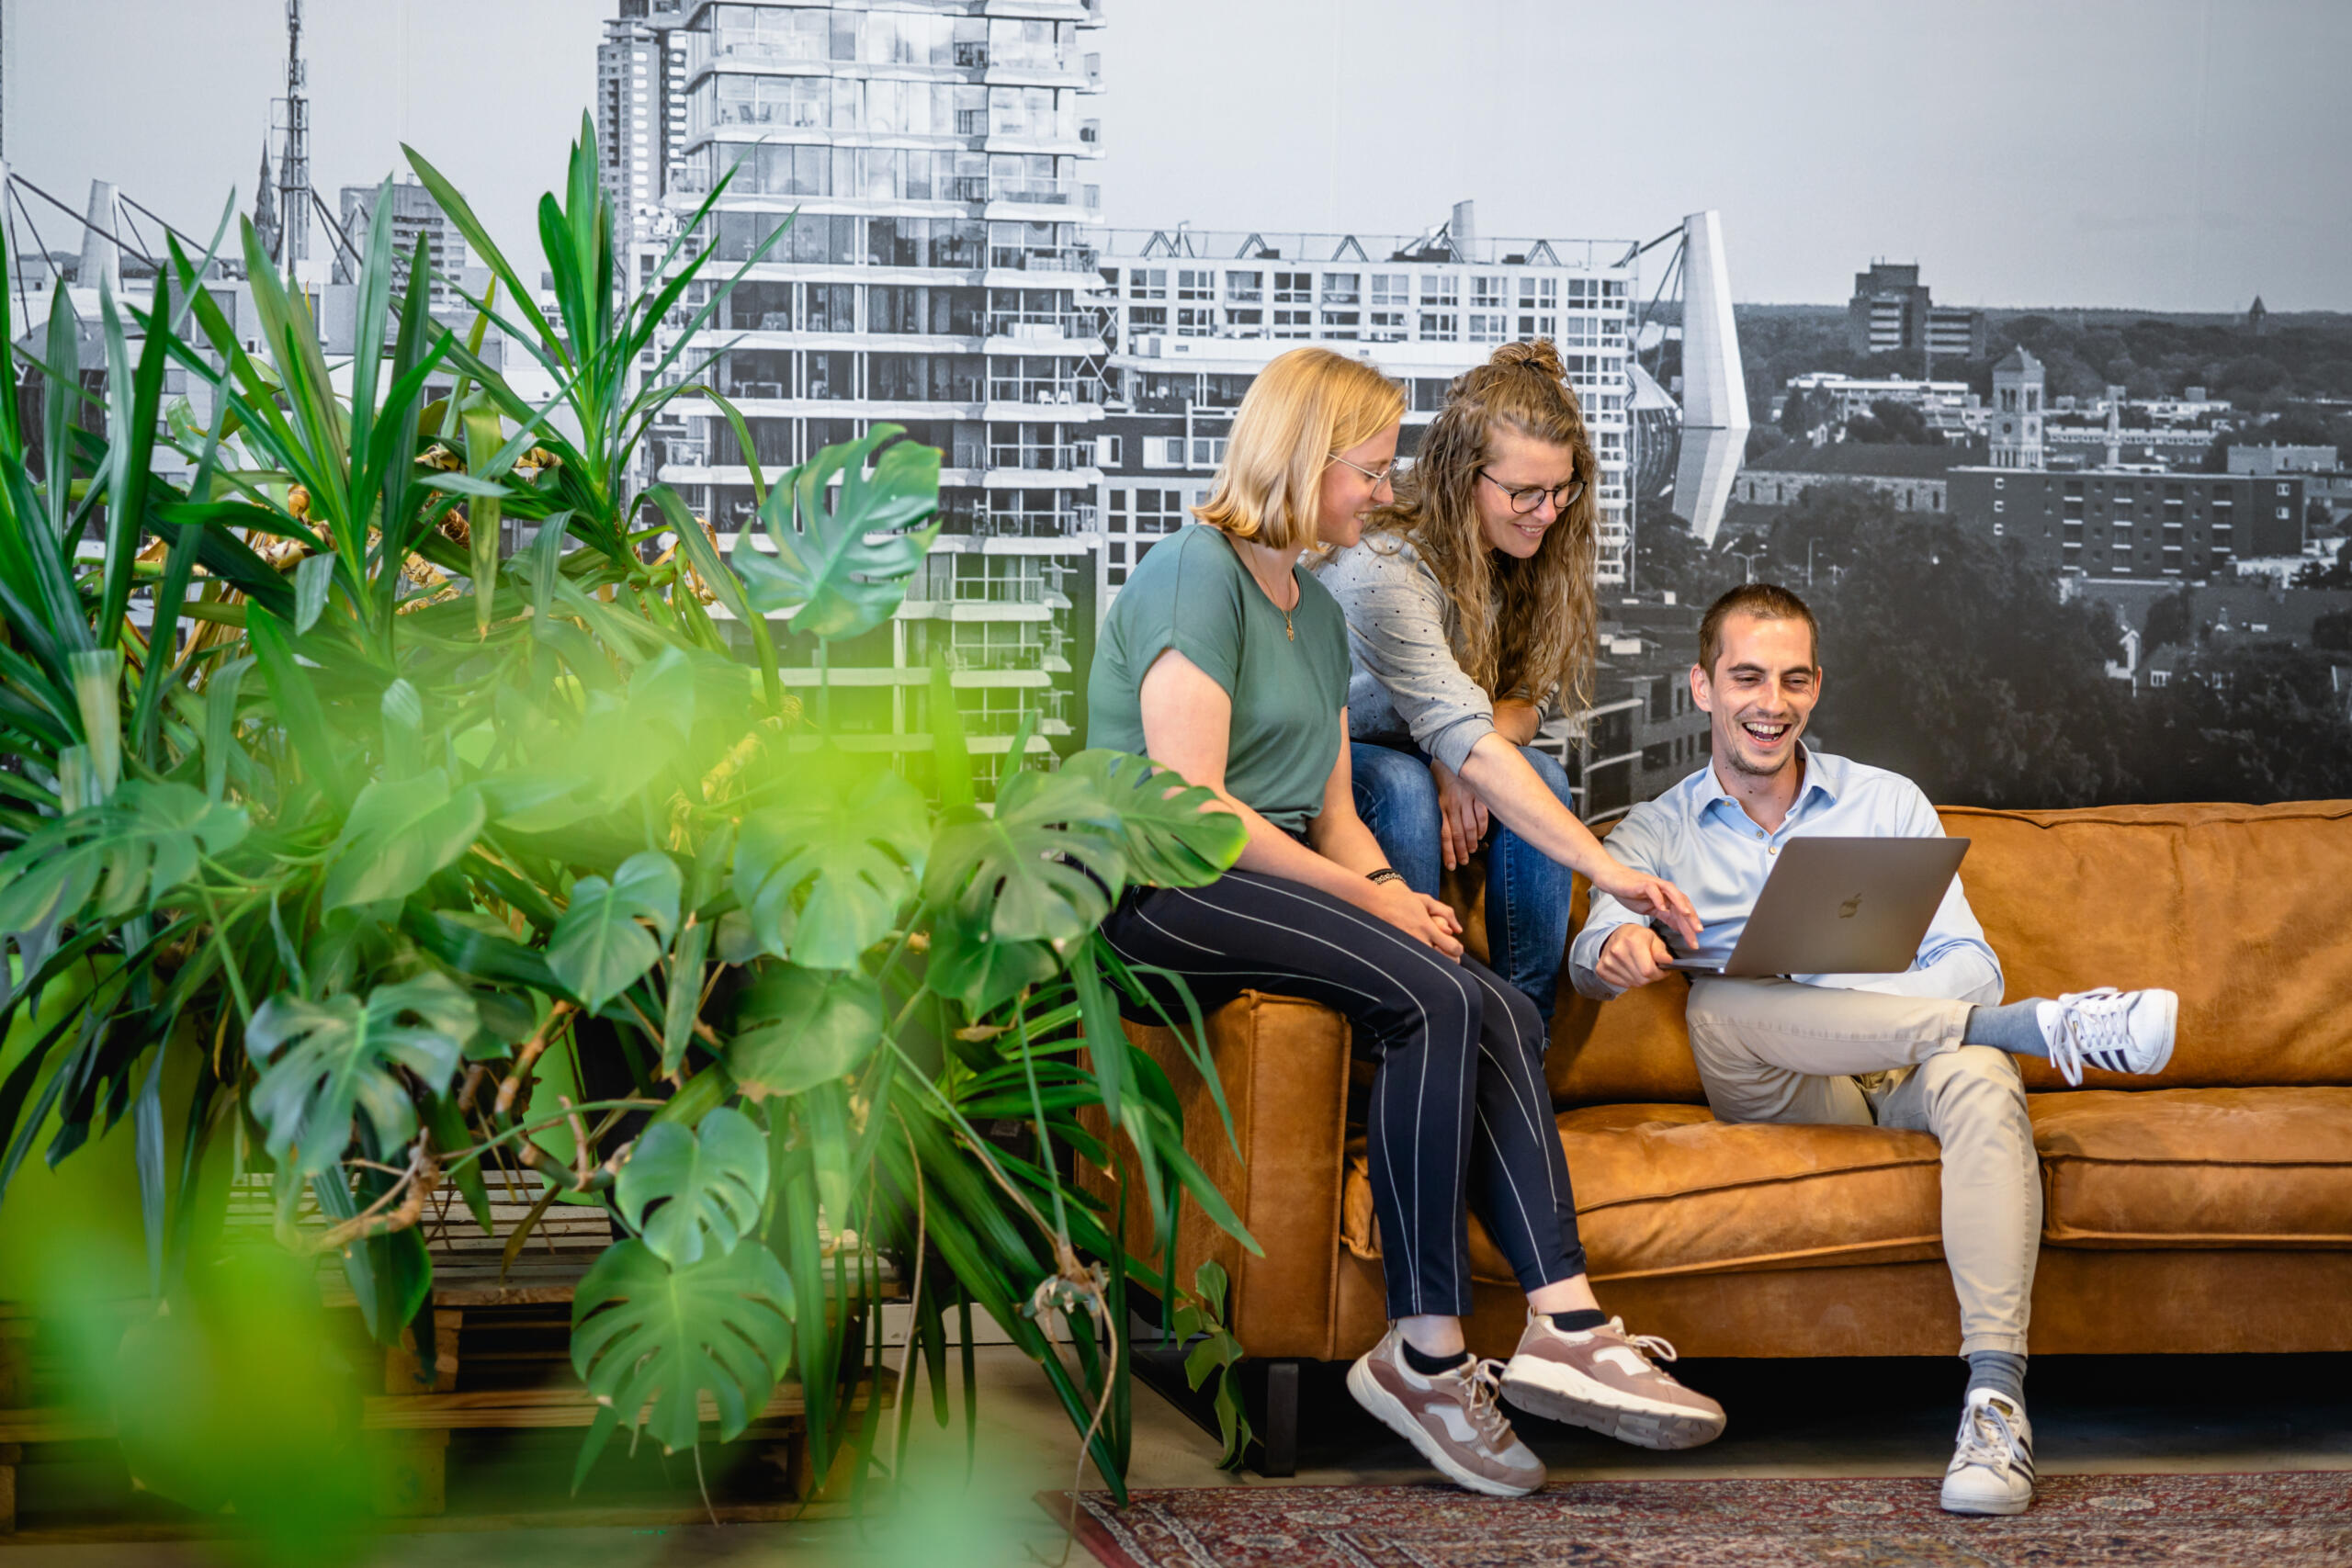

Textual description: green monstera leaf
[731,757,928,970]
[729,425,942,640]
[320,768,487,910]
[726,964,884,1100]
[923,765,1125,947]
[1062,750,1248,888]
[616,1105,768,1268]
[546,851,681,1010]
[0,781,248,939]
[247,973,478,1179]
[568,1237,796,1489]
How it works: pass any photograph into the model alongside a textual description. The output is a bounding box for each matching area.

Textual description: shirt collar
[1689,740,1839,823]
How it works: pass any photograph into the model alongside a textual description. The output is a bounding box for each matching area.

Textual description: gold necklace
[1226,530,1296,639]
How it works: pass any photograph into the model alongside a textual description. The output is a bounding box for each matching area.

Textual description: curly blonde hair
[1369,339,1600,715]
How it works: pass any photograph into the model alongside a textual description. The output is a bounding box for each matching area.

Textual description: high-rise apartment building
[1090,215,1637,603]
[1847,260,1986,364]
[598,0,692,260]
[650,0,1108,781]
[332,179,471,312]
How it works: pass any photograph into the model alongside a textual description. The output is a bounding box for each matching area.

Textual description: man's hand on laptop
[1596,922,1678,992]
[1589,860,1703,950]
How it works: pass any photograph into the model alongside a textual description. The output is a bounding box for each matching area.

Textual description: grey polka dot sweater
[1312,534,1501,775]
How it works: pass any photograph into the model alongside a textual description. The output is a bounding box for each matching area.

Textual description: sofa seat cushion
[1342,1103,1949,1286]
[2031,1087,2352,1249]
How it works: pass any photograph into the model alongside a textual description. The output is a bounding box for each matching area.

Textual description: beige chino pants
[1683,976,2039,1356]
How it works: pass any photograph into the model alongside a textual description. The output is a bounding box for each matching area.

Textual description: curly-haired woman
[1317,340,1678,1020]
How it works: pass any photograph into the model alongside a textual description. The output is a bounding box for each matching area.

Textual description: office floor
[8,1344,2350,1567]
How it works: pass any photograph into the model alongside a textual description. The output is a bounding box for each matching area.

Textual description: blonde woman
[1089,346,1724,1498]
[1317,340,1680,1020]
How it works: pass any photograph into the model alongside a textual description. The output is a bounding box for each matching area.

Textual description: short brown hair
[1699,582,1819,674]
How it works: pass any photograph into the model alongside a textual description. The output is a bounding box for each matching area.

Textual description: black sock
[1548,1309,1610,1334]
[1400,1341,1471,1376]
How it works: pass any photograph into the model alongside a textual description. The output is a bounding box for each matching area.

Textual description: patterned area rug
[1046,1472,2352,1566]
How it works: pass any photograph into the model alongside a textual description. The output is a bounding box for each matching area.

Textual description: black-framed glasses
[1478,468,1586,514]
[1329,453,1400,489]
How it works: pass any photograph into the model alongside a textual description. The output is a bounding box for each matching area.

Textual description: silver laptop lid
[1667,836,1970,978]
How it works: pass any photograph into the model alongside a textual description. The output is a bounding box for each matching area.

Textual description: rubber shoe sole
[2136,988,2178,1076]
[1941,1473,2033,1517]
[1499,1358,1726,1451]
[1344,1356,1542,1498]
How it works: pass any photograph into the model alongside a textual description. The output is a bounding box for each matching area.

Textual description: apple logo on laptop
[1838,894,1862,919]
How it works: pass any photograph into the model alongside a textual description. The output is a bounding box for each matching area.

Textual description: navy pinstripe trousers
[1102,869,1588,1321]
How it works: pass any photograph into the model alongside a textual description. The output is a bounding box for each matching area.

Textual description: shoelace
[1601,1317,1685,1380]
[1952,1397,2028,1472]
[1448,1358,1516,1442]
[2047,987,2125,1087]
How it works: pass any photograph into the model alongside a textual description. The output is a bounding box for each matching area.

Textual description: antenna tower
[269,0,310,267]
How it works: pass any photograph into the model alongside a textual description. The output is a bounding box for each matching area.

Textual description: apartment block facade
[648,0,1108,780]
[1088,224,1638,604]
[1846,260,1986,364]
[1950,468,2308,578]
[332,180,471,312]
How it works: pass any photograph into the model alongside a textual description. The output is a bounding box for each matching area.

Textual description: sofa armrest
[1095,990,1354,1361]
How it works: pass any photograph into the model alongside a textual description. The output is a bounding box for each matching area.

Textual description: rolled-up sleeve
[1323,544,1498,774]
[1567,803,1669,1000]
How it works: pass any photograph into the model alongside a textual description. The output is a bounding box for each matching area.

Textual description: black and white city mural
[6,0,2347,811]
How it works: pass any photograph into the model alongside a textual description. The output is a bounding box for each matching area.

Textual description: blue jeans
[1351,739,1578,1020]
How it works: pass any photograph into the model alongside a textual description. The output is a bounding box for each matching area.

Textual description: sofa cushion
[1944,799,2352,1090]
[1342,1103,1949,1285]
[2032,1087,2352,1248]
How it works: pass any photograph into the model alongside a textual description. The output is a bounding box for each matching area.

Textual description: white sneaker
[1940,1388,2035,1516]
[2040,987,2177,1086]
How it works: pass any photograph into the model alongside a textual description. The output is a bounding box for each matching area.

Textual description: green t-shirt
[1087,525,1350,834]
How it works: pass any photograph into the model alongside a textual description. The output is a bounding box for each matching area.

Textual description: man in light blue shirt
[1569,584,2179,1520]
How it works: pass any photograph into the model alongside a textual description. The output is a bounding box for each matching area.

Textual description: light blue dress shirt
[1568,745,2004,1007]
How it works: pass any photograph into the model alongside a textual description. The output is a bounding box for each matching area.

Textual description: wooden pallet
[1,1171,899,1529]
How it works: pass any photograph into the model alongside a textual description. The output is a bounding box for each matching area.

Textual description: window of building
[1177,269,1215,300]
[1419,275,1459,308]
[1096,434,1123,465]
[1129,268,1166,299]
[1467,312,1507,344]
[1419,311,1459,342]
[1320,273,1361,305]
[1225,271,1263,301]
[1472,276,1507,310]
[1191,437,1227,467]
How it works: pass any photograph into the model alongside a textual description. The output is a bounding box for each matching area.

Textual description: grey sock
[1966,1349,2028,1408]
[1963,999,2050,1058]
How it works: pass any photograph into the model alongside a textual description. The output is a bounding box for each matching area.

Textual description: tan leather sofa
[1100,799,2352,1460]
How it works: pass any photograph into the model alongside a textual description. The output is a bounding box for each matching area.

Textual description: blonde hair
[1369,339,1600,714]
[1193,347,1406,553]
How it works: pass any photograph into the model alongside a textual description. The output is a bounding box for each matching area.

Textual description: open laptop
[1663,836,1971,977]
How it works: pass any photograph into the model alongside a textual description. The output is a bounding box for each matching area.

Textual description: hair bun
[1490,339,1566,380]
